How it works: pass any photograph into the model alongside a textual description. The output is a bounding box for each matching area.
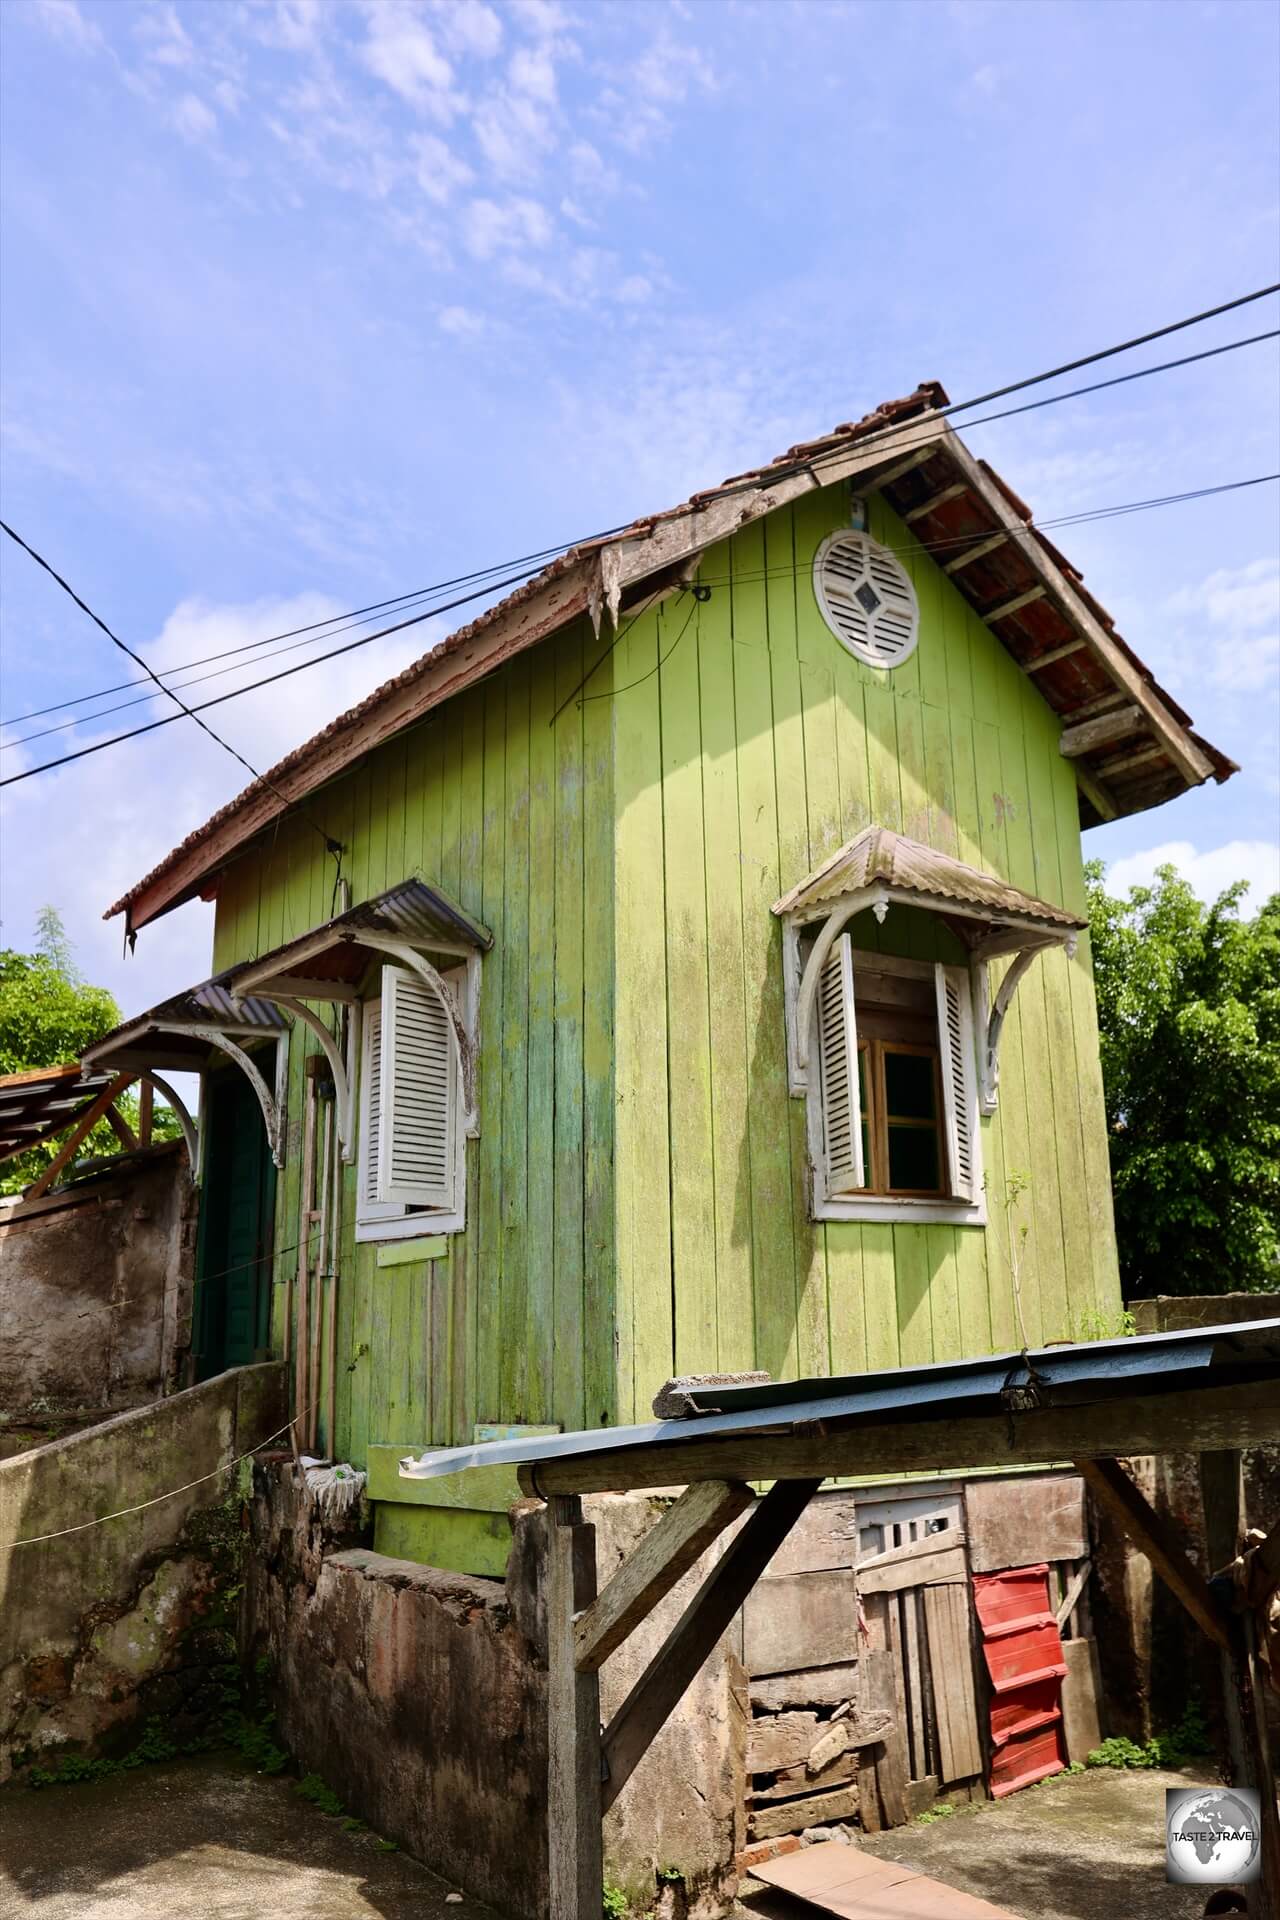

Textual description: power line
[7,312,1277,750]
[0,520,343,861]
[3,285,1276,790]
[5,468,1274,790]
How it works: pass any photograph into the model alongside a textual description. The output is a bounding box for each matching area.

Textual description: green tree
[0,909,173,1196]
[1086,861,1280,1297]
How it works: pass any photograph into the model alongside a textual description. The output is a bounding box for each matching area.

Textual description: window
[356,963,466,1242]
[811,938,982,1224]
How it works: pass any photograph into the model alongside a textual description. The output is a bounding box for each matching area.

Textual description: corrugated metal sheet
[81,969,289,1071]
[0,1064,119,1162]
[974,1566,1067,1797]
[232,877,492,1000]
[772,826,1085,929]
[399,1319,1280,1484]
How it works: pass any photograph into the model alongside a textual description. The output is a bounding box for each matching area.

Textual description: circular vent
[813,531,919,669]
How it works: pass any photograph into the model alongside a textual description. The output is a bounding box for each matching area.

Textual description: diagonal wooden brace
[600,1477,820,1814]
[1075,1456,1232,1651]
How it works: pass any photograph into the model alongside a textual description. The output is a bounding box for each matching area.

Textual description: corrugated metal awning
[232,878,492,1001]
[0,1063,120,1163]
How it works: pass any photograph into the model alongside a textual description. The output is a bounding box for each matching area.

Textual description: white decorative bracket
[139,1070,199,1178]
[158,1024,286,1168]
[790,886,885,1087]
[271,995,354,1163]
[972,932,1077,1115]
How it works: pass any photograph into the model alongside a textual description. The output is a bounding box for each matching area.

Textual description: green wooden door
[194,1068,276,1378]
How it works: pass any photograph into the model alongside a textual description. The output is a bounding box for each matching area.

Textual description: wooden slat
[985,585,1046,623]
[858,1543,966,1596]
[1058,705,1143,759]
[574,1478,754,1672]
[748,1784,861,1840]
[924,1583,982,1782]
[943,531,1008,575]
[546,1494,603,1920]
[521,1378,1280,1494]
[1076,1457,1232,1651]
[600,1478,820,1813]
[865,1646,909,1826]
[1025,637,1085,671]
[903,481,968,523]
[1054,1559,1091,1629]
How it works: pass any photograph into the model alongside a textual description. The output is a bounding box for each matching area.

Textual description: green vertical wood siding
[608,486,1121,1424]
[210,621,617,1466]
[207,477,1122,1482]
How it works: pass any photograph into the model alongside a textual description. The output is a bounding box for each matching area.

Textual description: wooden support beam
[985,584,1046,623]
[1026,637,1086,670]
[1059,705,1143,759]
[1075,1457,1233,1652]
[137,1079,153,1149]
[104,1103,139,1151]
[522,1378,1280,1495]
[1065,691,1130,723]
[574,1479,754,1674]
[600,1478,820,1814]
[1095,742,1165,779]
[865,447,936,489]
[943,530,1008,575]
[25,1073,136,1200]
[941,431,1213,786]
[903,481,968,523]
[547,1494,603,1920]
[1074,760,1119,823]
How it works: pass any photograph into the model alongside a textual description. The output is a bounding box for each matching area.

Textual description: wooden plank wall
[609,486,1122,1424]
[210,619,618,1463]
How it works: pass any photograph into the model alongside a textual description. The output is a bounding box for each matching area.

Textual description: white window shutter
[816,934,865,1195]
[377,967,457,1209]
[361,1000,384,1210]
[935,962,978,1202]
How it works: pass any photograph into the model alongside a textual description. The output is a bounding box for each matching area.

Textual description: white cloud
[461,194,551,258]
[409,130,473,202]
[472,85,554,179]
[359,0,458,116]
[432,0,503,57]
[507,0,571,37]
[509,44,557,104]
[0,593,442,1022]
[171,93,217,142]
[136,3,195,68]
[1106,839,1280,909]
[254,0,324,52]
[438,304,484,336]
[616,273,653,305]
[1165,558,1280,692]
[29,0,102,52]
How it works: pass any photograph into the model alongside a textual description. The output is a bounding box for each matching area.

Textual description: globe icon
[1166,1788,1261,1885]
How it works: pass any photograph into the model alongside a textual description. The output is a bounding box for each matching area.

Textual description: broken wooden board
[748,1709,894,1774]
[743,1570,859,1674]
[748,1784,861,1840]
[923,1582,983,1783]
[864,1648,908,1828]
[761,1491,860,1577]
[964,1474,1087,1574]
[749,1662,859,1713]
[753,1838,1023,1918]
[857,1541,966,1595]
[751,1749,859,1800]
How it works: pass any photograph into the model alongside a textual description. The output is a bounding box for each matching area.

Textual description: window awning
[230,878,492,1152]
[773,827,1087,1116]
[0,1063,122,1163]
[82,975,291,1169]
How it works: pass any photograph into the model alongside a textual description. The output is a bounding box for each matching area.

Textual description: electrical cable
[4,288,1275,738]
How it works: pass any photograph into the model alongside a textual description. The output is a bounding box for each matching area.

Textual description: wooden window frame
[808,948,986,1228]
[355,969,468,1244]
[858,1036,947,1200]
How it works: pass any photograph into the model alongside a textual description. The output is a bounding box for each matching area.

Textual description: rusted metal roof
[81,970,289,1074]
[0,1063,120,1163]
[232,877,492,996]
[772,826,1086,931]
[105,382,1236,930]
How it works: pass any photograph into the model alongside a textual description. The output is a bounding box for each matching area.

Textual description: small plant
[1072,1306,1137,1343]
[603,1882,629,1920]
[296,1772,345,1816]
[915,1801,957,1824]
[1086,1698,1210,1772]
[656,1864,684,1884]
[375,1838,398,1852]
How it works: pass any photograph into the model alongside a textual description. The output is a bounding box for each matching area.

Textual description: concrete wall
[0,1145,197,1443]
[0,1362,284,1781]
[246,1466,747,1920]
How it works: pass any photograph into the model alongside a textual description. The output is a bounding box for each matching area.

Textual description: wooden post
[1200,1450,1280,1917]
[547,1493,602,1920]
[138,1079,154,1148]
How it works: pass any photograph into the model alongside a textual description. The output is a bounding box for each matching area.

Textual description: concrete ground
[0,1754,501,1919]
[854,1764,1226,1920]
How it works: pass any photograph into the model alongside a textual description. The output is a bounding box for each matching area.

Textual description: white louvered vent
[363,1001,384,1208]
[935,962,978,1203]
[377,967,457,1210]
[813,530,919,669]
[816,934,865,1195]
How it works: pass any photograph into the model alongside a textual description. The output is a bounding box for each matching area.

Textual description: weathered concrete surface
[849,1765,1218,1920]
[0,1753,502,1918]
[247,1467,749,1920]
[0,1145,196,1430]
[0,1363,284,1779]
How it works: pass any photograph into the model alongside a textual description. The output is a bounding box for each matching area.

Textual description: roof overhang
[105,389,1236,934]
[0,1064,121,1163]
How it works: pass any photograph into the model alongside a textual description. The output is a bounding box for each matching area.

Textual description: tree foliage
[1086,861,1280,1297]
[0,908,174,1196]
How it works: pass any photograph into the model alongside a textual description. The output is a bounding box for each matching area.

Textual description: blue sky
[1,0,1277,1022]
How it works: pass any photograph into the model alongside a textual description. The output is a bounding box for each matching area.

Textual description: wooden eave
[106,391,1236,932]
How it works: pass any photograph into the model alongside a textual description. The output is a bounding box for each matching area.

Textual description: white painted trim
[355,1207,464,1244]
[355,976,467,1241]
[816,1192,988,1228]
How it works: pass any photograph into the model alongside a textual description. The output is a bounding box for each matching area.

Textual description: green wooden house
[90,381,1234,1575]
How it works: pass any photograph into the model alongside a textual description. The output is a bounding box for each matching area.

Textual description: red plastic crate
[980,1619,1068,1694]
[988,1677,1063,1748]
[972,1564,1055,1637]
[989,1718,1066,1797]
